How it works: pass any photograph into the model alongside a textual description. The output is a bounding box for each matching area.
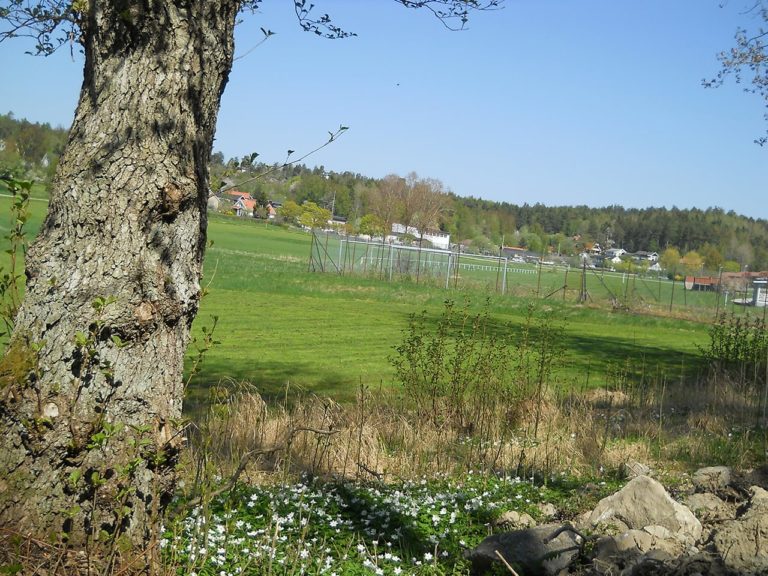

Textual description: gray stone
[587,475,702,545]
[493,510,536,529]
[692,466,732,494]
[466,523,582,576]
[593,525,690,575]
[537,502,558,519]
[685,492,736,523]
[625,460,651,479]
[711,486,768,575]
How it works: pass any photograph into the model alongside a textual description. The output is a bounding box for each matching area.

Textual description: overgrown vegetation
[702,312,768,383]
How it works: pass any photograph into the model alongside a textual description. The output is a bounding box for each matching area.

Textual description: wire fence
[308,230,768,321]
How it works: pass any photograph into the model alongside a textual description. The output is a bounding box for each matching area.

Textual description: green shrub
[390,299,564,436]
[701,312,767,390]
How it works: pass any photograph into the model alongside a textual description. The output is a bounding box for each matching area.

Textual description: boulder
[711,486,768,575]
[685,492,736,523]
[465,523,582,576]
[537,502,558,520]
[586,475,702,545]
[692,466,732,494]
[592,525,689,575]
[493,510,536,529]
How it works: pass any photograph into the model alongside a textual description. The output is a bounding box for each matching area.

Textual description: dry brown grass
[188,370,767,490]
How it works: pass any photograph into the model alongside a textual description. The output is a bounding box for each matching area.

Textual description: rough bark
[0,0,238,548]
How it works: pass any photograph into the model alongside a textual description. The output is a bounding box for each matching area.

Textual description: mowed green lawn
[191,214,710,404]
[0,194,713,406]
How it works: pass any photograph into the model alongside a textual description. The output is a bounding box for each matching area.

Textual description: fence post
[669,273,676,313]
[563,266,569,301]
[502,257,508,295]
[715,267,723,318]
[536,259,542,298]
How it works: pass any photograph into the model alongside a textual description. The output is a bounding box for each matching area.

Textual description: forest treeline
[0,112,67,183]
[212,152,768,273]
[2,113,766,271]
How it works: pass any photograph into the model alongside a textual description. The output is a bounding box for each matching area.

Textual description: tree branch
[219,125,349,193]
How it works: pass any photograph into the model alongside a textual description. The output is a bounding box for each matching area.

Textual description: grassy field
[187,214,714,406]
[0,193,727,406]
[5,187,768,576]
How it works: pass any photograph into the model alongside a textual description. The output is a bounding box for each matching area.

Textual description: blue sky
[1,1,765,219]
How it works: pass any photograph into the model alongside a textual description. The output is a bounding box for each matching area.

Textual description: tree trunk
[0,0,238,549]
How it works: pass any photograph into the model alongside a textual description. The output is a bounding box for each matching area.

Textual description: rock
[465,523,582,576]
[592,525,689,575]
[711,486,768,575]
[624,461,651,479]
[537,502,558,519]
[692,466,732,494]
[685,492,736,523]
[587,476,702,545]
[493,510,536,529]
[573,509,593,532]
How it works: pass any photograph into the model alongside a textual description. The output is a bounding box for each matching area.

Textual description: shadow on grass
[184,358,362,415]
[559,331,706,384]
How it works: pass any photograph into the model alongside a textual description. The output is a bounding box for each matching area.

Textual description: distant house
[233,196,257,217]
[632,251,659,263]
[390,223,450,250]
[224,190,253,203]
[503,246,537,263]
[603,248,626,259]
[601,248,626,265]
[326,215,348,231]
[684,276,721,292]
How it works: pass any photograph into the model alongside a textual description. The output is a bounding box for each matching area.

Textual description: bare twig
[219,125,349,193]
[494,550,521,576]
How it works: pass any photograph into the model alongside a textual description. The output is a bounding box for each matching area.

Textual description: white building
[390,223,451,250]
[603,248,627,259]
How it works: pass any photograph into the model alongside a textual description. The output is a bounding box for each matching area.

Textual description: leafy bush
[701,312,768,390]
[390,299,564,437]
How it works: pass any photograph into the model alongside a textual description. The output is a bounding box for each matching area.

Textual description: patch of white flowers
[165,473,551,575]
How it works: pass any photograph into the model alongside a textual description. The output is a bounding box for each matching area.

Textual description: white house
[633,251,659,262]
[603,248,626,259]
[390,223,451,250]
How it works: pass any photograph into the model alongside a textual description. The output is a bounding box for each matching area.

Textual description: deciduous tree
[0,0,500,551]
[706,1,768,145]
[660,247,682,273]
[298,201,331,229]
